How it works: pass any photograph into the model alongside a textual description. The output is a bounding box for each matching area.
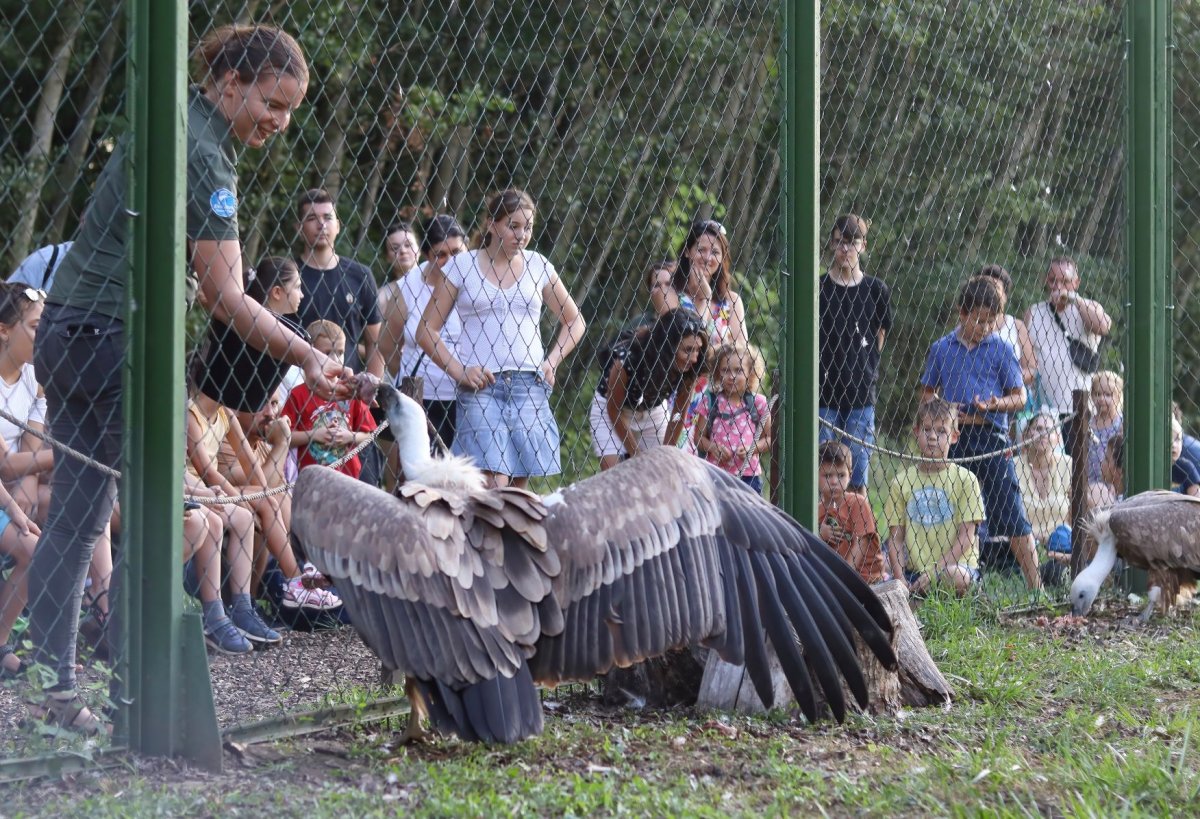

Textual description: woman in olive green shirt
[26,25,351,735]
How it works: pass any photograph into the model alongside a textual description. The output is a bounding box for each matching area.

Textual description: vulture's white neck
[388,391,485,491]
[1076,524,1118,590]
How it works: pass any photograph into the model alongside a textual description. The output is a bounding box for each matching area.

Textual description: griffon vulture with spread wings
[291,384,898,743]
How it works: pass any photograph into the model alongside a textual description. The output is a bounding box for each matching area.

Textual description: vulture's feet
[1136,586,1163,625]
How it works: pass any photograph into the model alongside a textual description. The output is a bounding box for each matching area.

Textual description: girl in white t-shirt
[0,284,55,676]
[416,189,585,489]
[376,216,468,491]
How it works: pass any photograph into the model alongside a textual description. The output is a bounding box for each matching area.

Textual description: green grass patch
[8,596,1200,816]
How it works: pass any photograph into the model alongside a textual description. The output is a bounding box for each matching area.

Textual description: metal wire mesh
[0,0,1193,761]
[819,0,1129,600]
[175,0,783,731]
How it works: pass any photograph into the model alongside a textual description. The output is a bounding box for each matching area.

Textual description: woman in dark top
[590,309,709,470]
[27,25,351,735]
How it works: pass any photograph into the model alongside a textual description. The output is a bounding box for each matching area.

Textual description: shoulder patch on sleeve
[210,188,238,219]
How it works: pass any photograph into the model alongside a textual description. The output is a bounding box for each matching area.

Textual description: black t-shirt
[196,311,307,413]
[818,273,892,410]
[296,257,381,372]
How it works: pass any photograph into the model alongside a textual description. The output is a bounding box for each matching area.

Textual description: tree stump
[697,579,951,716]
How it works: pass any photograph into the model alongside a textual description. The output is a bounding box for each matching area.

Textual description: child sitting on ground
[283,320,377,479]
[884,398,986,596]
[694,343,771,493]
[919,276,1041,591]
[817,440,885,584]
[1171,417,1200,496]
[182,474,281,653]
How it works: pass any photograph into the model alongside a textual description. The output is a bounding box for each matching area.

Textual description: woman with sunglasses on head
[417,189,585,490]
[651,220,746,453]
[375,215,468,488]
[26,25,352,736]
[591,309,709,471]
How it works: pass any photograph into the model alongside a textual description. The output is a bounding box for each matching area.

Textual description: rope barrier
[817,411,1078,466]
[0,405,389,506]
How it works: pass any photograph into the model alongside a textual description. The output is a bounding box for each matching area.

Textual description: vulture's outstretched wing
[292,467,561,689]
[532,446,898,722]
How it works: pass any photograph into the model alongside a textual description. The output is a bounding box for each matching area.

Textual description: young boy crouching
[817,441,885,584]
[884,398,986,596]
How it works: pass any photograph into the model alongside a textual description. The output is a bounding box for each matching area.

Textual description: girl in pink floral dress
[694,343,771,493]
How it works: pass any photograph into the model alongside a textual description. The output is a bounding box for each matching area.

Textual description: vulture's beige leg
[401,676,430,744]
[1137,586,1163,625]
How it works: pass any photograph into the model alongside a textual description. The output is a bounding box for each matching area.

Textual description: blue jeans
[819,406,875,490]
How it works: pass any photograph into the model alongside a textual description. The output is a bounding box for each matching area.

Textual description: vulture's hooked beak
[375,381,401,415]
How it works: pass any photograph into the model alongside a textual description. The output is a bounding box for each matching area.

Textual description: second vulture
[291,384,899,743]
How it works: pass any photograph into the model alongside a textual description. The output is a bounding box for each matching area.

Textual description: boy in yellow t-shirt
[885,397,985,596]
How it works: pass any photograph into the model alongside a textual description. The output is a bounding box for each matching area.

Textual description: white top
[1026,301,1100,412]
[442,250,555,373]
[997,313,1020,363]
[0,363,46,452]
[398,262,460,401]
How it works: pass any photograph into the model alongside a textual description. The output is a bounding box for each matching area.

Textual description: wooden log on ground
[697,579,951,716]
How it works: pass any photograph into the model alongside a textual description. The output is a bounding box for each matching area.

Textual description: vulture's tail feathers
[731,545,778,711]
[420,663,543,744]
[749,551,824,721]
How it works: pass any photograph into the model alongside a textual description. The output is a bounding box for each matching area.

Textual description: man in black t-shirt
[294,188,383,376]
[818,215,893,494]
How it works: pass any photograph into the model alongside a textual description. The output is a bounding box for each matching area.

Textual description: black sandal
[27,689,108,737]
[0,644,26,681]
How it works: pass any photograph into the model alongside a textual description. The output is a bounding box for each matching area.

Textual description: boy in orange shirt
[817,440,885,583]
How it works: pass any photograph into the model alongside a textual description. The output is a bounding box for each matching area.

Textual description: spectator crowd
[5,21,1195,738]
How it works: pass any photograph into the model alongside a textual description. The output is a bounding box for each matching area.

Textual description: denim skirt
[452,370,560,477]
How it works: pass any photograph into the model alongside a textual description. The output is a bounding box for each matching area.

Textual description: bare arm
[228,417,270,490]
[417,270,480,386]
[361,322,385,378]
[887,524,907,585]
[541,275,586,387]
[937,521,979,571]
[185,412,237,496]
[1075,296,1112,337]
[192,239,351,396]
[651,283,682,316]
[377,296,408,378]
[663,381,693,447]
[606,366,637,457]
[973,386,1027,415]
[725,292,747,345]
[1015,317,1037,386]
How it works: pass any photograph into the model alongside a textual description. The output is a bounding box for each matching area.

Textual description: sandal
[0,644,26,681]
[27,689,109,737]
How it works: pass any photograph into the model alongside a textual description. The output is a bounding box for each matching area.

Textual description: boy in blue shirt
[919,277,1042,591]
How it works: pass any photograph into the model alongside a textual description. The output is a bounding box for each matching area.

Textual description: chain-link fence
[0,0,1193,768]
[1174,3,1200,496]
[819,0,1139,601]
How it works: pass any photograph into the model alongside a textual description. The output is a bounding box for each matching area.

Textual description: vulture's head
[375,382,426,437]
[1069,572,1101,616]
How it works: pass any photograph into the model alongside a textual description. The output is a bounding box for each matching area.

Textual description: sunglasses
[21,288,46,302]
[696,219,727,237]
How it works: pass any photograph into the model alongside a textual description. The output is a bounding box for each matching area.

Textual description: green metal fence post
[1125,1,1172,491]
[126,0,220,767]
[1124,0,1173,593]
[779,0,819,526]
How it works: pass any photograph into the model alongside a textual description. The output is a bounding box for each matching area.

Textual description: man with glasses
[818,213,892,495]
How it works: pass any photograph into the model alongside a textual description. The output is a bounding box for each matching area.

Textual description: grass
[6,593,1200,816]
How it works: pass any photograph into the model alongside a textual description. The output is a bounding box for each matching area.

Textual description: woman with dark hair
[653,220,745,346]
[590,309,709,470]
[377,215,469,461]
[377,221,420,316]
[27,24,351,734]
[416,189,585,489]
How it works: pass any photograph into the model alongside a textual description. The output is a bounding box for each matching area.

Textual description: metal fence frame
[2,0,1174,773]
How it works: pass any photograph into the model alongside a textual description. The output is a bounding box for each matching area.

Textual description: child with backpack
[694,343,771,493]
